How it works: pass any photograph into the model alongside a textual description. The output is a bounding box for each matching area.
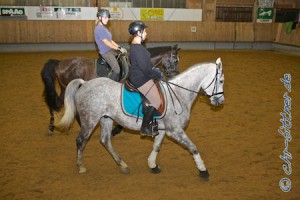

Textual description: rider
[94,8,126,82]
[128,21,165,137]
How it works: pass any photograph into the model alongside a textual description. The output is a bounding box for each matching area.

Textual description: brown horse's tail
[41,59,61,112]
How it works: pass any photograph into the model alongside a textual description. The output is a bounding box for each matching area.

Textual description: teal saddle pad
[121,84,166,119]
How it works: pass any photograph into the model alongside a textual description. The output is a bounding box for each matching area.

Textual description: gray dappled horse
[41,45,180,134]
[57,58,224,180]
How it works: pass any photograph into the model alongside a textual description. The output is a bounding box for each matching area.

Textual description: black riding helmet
[128,21,148,36]
[97,9,111,18]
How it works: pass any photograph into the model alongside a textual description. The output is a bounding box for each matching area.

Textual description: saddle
[95,55,129,81]
[121,80,167,119]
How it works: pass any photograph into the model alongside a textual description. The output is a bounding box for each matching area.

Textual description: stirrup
[140,123,159,138]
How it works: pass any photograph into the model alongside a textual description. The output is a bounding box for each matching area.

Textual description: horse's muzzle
[210,95,224,106]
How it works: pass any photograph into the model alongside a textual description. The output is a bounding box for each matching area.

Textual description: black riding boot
[141,106,159,137]
[109,71,120,82]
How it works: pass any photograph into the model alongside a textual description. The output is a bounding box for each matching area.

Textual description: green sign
[257,7,273,23]
[0,8,25,15]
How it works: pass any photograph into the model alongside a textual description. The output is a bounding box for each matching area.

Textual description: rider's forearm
[103,39,119,50]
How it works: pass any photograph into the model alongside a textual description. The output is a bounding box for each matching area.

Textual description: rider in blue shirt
[94,9,126,81]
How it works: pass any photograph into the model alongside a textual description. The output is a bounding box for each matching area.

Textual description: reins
[161,65,224,115]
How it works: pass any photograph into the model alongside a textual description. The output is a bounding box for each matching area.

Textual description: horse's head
[148,45,180,78]
[202,58,224,106]
[161,45,180,78]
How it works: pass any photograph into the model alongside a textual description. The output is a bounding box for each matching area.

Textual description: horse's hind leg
[167,129,209,180]
[100,117,129,174]
[76,127,94,173]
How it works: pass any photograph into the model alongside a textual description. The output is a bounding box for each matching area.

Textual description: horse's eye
[220,80,224,84]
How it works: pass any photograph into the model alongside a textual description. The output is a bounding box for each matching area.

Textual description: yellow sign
[140,8,164,21]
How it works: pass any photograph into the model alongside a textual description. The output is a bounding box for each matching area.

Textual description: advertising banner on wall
[35,7,82,19]
[108,7,123,20]
[257,0,275,23]
[140,8,164,21]
[0,7,25,16]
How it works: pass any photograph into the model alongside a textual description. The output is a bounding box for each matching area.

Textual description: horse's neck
[151,55,163,68]
[171,64,213,107]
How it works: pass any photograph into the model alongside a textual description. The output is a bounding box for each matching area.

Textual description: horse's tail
[57,79,85,130]
[41,59,61,111]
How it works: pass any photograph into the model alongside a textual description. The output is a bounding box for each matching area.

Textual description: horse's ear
[173,44,178,50]
[216,58,222,70]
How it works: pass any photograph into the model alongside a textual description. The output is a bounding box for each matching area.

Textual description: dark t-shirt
[129,44,161,88]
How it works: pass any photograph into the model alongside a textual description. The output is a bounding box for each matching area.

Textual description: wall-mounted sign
[54,7,81,19]
[0,7,25,16]
[257,0,275,23]
[140,8,164,21]
[257,7,273,23]
[109,7,123,20]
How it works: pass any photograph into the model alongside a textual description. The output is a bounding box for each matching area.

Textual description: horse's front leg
[100,117,129,174]
[148,131,166,173]
[166,129,209,180]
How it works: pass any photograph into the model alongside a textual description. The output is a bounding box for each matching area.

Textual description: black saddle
[96,54,130,82]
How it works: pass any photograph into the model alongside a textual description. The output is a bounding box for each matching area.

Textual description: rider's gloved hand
[160,74,167,82]
[152,67,161,74]
[118,46,127,54]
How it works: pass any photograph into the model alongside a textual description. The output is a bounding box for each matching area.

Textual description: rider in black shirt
[128,21,164,137]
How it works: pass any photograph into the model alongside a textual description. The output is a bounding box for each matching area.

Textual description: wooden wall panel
[236,23,254,41]
[215,22,235,41]
[254,23,277,42]
[196,22,216,41]
[217,0,255,6]
[0,20,298,46]
[109,21,132,43]
[275,23,300,45]
[276,0,300,9]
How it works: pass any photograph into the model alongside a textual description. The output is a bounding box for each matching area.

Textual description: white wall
[0,6,202,21]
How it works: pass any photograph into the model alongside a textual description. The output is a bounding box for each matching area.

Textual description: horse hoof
[47,129,54,135]
[199,170,209,180]
[151,166,161,174]
[79,166,87,173]
[120,167,130,174]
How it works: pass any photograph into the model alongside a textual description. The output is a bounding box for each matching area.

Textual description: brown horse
[41,45,180,134]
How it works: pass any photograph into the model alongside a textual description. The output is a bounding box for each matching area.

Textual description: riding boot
[109,71,120,82]
[140,106,159,137]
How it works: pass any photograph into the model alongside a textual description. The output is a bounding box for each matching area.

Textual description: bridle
[162,64,224,115]
[201,67,224,98]
[163,51,180,76]
[164,65,224,98]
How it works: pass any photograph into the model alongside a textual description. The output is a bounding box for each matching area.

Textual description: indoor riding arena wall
[1,1,300,200]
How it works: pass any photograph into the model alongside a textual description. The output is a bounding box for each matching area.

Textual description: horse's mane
[177,61,215,76]
[147,46,172,57]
